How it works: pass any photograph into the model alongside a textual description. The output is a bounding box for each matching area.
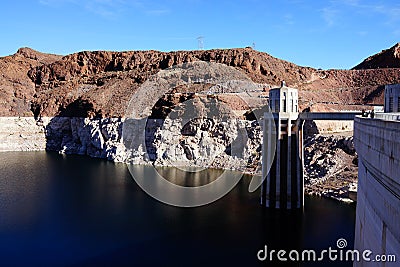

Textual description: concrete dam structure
[261,82,302,209]
[261,82,360,209]
[353,85,400,266]
[261,82,400,263]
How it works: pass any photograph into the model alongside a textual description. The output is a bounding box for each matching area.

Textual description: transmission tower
[252,42,256,50]
[197,36,204,50]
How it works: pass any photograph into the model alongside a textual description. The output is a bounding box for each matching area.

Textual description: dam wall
[354,115,400,266]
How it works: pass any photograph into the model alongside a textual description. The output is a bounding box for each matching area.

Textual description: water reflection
[0,152,355,267]
[128,164,243,207]
[155,166,223,187]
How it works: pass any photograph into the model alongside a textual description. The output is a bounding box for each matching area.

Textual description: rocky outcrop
[41,116,262,173]
[25,48,314,118]
[353,43,400,69]
[27,48,400,117]
[151,118,261,172]
[2,44,400,118]
[45,117,127,161]
[304,134,358,202]
[0,48,61,116]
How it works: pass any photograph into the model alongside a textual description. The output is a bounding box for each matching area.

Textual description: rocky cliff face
[304,134,358,202]
[353,43,400,69]
[0,48,61,116]
[0,117,47,151]
[26,48,314,117]
[45,117,126,160]
[40,116,261,173]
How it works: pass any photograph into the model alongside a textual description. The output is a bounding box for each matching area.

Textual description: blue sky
[1,0,399,69]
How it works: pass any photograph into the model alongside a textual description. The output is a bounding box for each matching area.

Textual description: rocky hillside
[304,134,358,202]
[353,43,400,69]
[1,44,400,117]
[0,48,61,116]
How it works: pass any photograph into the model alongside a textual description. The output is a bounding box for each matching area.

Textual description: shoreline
[0,116,357,204]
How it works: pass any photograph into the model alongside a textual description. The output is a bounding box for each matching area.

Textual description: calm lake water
[0,152,355,267]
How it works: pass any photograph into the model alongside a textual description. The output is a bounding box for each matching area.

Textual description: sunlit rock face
[5,116,260,173]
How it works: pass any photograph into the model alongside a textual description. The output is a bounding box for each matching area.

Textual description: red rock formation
[353,43,400,69]
[0,48,61,116]
[1,45,400,117]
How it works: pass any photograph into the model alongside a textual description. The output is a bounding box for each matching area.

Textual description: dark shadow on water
[0,152,355,267]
